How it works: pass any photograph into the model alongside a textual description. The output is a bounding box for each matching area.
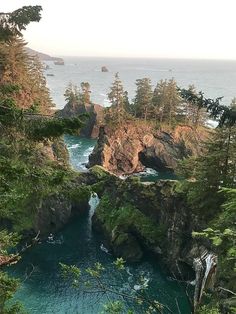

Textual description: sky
[2,0,236,59]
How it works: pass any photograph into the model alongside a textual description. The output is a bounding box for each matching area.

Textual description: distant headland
[25,47,64,63]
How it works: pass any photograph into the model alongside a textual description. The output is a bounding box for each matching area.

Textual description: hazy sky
[2,0,236,59]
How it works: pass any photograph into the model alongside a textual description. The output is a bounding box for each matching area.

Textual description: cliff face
[56,102,104,138]
[89,122,208,175]
[90,169,209,276]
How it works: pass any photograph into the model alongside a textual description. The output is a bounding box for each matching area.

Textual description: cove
[8,136,192,313]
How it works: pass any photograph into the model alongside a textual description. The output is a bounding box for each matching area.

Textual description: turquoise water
[64,135,177,182]
[9,198,191,313]
[64,135,96,172]
[8,136,192,313]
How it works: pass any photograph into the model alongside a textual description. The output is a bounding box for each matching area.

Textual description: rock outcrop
[101,66,108,72]
[91,170,209,276]
[33,175,92,235]
[89,122,208,175]
[56,102,104,138]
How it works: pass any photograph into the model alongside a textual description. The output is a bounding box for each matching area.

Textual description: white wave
[133,168,158,177]
[83,146,94,157]
[67,143,81,150]
[145,168,158,175]
[76,162,87,171]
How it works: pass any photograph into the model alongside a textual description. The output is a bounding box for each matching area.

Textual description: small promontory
[88,121,208,175]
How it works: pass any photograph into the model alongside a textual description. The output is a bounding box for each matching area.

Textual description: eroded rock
[89,122,208,175]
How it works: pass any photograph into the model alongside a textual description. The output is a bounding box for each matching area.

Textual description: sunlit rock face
[89,122,207,175]
[56,102,104,138]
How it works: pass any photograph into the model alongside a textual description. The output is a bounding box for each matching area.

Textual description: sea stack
[101,66,108,72]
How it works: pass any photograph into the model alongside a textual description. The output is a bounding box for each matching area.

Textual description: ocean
[9,57,233,314]
[45,57,236,109]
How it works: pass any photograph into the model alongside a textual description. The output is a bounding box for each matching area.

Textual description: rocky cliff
[56,102,104,138]
[91,171,207,275]
[89,122,209,175]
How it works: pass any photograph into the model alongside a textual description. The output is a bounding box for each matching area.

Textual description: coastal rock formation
[89,122,208,175]
[91,170,209,274]
[101,66,108,72]
[25,47,64,63]
[34,177,91,235]
[56,102,104,138]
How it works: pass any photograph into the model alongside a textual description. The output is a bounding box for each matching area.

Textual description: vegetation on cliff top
[0,4,236,314]
[0,6,86,312]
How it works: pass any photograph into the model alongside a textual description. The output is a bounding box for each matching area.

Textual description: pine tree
[0,5,42,42]
[64,82,80,104]
[152,79,181,127]
[181,85,208,128]
[0,37,53,113]
[183,124,236,217]
[133,78,153,120]
[108,73,125,123]
[80,82,91,104]
[152,79,167,126]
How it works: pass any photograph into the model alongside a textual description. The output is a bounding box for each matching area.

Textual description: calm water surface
[45,57,236,109]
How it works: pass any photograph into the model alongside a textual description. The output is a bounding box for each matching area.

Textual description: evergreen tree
[0,5,42,42]
[80,82,91,104]
[107,73,125,123]
[152,79,168,126]
[181,85,208,128]
[0,37,53,113]
[133,78,153,120]
[123,90,132,114]
[64,82,80,105]
[180,124,236,217]
[152,79,182,127]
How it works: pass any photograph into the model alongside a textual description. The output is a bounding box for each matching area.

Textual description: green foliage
[196,304,220,314]
[101,301,125,314]
[178,125,236,217]
[192,188,236,292]
[0,5,42,41]
[0,272,24,314]
[26,116,84,141]
[152,79,182,127]
[133,78,153,120]
[107,73,130,124]
[60,259,164,313]
[0,231,24,313]
[64,81,91,106]
[113,257,125,270]
[180,87,236,127]
[0,231,20,255]
[96,194,164,246]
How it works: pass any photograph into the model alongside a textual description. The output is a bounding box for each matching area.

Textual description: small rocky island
[101,66,108,72]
